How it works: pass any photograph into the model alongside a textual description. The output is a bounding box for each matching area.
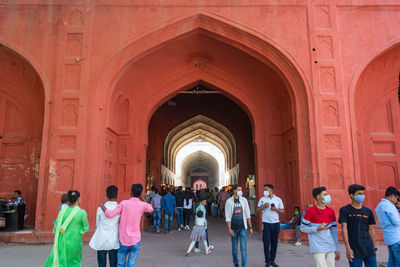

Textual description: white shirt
[195,216,206,226]
[184,198,192,209]
[89,201,120,250]
[257,195,284,223]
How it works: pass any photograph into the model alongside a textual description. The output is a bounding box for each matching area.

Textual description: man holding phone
[301,186,340,267]
[256,184,284,267]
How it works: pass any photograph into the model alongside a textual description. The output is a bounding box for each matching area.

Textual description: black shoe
[265,262,270,267]
[270,262,279,267]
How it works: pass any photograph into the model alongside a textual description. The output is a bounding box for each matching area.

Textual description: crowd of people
[38,182,400,267]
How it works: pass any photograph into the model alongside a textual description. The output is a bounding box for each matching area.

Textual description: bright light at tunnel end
[175,141,227,188]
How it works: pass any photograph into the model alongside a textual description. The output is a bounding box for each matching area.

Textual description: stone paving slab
[0,217,389,267]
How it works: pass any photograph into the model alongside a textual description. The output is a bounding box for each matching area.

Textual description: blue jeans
[164,213,173,232]
[388,242,400,267]
[232,228,247,267]
[117,242,141,267]
[97,249,117,267]
[176,207,184,227]
[349,255,377,267]
[153,208,161,231]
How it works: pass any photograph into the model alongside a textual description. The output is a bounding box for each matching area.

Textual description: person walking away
[256,184,284,267]
[218,188,229,218]
[375,186,400,267]
[175,186,185,231]
[194,197,215,252]
[212,187,219,216]
[45,190,89,267]
[150,188,162,233]
[280,206,302,246]
[90,185,120,267]
[301,186,340,267]
[162,187,176,234]
[183,188,193,230]
[185,210,210,256]
[100,184,153,267]
[225,184,253,267]
[339,184,377,267]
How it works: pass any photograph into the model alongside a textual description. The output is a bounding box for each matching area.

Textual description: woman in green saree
[45,190,89,267]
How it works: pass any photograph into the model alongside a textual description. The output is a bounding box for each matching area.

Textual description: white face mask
[236,191,243,197]
[264,191,270,197]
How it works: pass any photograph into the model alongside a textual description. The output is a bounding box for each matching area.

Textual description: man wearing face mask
[339,184,377,267]
[375,186,400,267]
[301,187,340,267]
[256,184,284,267]
[225,184,253,267]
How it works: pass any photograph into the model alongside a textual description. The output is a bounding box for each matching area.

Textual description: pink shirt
[105,197,153,246]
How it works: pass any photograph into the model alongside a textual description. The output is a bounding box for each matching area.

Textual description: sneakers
[208,245,215,250]
[205,249,211,255]
[294,241,301,246]
[184,225,190,230]
[194,248,201,253]
[178,228,181,232]
[180,224,184,229]
[156,228,160,233]
[270,262,279,267]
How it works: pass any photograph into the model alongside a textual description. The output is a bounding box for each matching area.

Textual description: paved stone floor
[0,217,389,267]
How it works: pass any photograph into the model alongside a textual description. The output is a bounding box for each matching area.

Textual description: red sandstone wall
[0,1,398,232]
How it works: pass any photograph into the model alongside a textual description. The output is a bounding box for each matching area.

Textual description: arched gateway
[77,12,314,230]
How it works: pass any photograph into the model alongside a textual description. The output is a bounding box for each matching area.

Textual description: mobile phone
[322,223,328,227]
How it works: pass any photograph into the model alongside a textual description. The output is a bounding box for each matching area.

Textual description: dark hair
[154,188,159,194]
[264,184,274,189]
[232,184,241,191]
[106,185,118,199]
[196,210,204,218]
[200,196,207,202]
[68,190,80,205]
[131,184,143,197]
[166,187,171,193]
[294,206,300,211]
[385,186,400,197]
[348,184,365,195]
[178,186,182,191]
[14,190,22,195]
[312,187,326,199]
[60,193,69,204]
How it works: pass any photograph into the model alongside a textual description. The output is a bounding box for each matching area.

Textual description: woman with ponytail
[45,190,89,267]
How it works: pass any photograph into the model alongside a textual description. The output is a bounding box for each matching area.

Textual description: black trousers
[262,222,280,263]
[97,249,117,267]
[183,208,192,226]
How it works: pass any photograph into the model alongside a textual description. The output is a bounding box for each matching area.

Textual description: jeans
[349,255,377,267]
[295,225,301,242]
[176,207,184,227]
[183,208,192,226]
[164,213,173,232]
[263,222,280,263]
[232,228,247,267]
[388,242,400,267]
[153,208,161,231]
[195,228,209,248]
[117,242,141,267]
[279,223,290,229]
[97,249,117,267]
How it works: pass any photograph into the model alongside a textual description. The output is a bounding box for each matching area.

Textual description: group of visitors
[41,181,400,267]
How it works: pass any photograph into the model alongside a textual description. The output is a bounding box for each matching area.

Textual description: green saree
[45,206,89,267]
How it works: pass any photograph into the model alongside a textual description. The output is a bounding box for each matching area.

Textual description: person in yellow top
[45,190,89,267]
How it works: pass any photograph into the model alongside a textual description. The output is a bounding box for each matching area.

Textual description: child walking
[186,210,210,256]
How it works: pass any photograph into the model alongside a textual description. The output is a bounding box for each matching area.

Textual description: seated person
[280,206,302,246]
[8,190,28,220]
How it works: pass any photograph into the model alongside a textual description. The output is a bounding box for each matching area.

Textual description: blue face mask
[322,194,331,204]
[354,195,365,204]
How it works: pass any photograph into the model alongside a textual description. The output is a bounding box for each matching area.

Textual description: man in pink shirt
[100,184,153,267]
